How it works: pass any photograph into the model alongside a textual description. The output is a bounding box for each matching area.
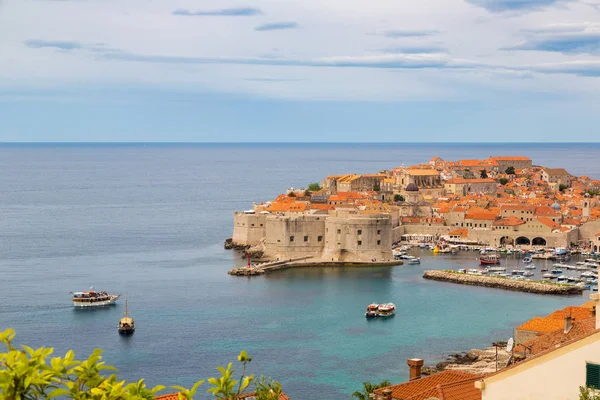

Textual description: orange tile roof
[374,371,483,400]
[546,306,593,321]
[516,317,564,333]
[465,211,498,220]
[514,318,596,356]
[493,217,525,227]
[407,169,440,176]
[448,228,469,237]
[536,217,560,230]
[437,378,484,400]
[155,395,180,400]
[501,204,535,212]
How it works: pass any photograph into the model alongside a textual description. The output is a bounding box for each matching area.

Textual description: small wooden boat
[118,296,135,335]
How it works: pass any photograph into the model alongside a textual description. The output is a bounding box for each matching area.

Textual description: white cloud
[1,0,600,101]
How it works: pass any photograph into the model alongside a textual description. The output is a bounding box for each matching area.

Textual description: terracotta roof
[515,318,596,356]
[448,228,469,237]
[374,371,483,400]
[543,167,570,176]
[465,211,498,220]
[407,169,440,176]
[155,395,179,400]
[536,217,560,230]
[493,217,525,227]
[516,316,564,333]
[437,377,483,400]
[501,204,535,212]
[546,306,593,321]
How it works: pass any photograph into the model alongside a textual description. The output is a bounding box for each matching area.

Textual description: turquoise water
[0,143,597,399]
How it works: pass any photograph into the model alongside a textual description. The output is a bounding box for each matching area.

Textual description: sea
[1,143,599,400]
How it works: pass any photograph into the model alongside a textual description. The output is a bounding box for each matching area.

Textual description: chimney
[407,358,424,381]
[382,388,393,400]
[592,306,596,318]
[564,315,573,334]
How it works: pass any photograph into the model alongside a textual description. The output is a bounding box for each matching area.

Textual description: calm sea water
[1,143,599,399]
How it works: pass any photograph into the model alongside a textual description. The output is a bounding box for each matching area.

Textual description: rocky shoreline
[423,270,584,295]
[423,347,511,375]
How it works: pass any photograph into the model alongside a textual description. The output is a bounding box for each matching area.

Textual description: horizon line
[1,141,600,145]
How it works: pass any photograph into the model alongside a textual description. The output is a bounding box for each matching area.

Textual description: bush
[394,194,405,202]
[499,178,508,186]
[0,329,282,400]
[505,166,515,175]
[559,184,568,192]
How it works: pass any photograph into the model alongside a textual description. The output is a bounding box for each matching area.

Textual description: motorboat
[523,256,533,263]
[543,273,556,279]
[377,303,396,317]
[551,269,563,274]
[365,303,379,318]
[72,288,120,308]
[523,271,534,277]
[524,265,536,270]
[407,258,421,265]
[480,254,501,265]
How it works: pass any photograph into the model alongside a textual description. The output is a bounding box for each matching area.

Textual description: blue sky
[1,0,600,142]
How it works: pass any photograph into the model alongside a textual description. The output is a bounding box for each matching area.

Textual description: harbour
[1,143,600,399]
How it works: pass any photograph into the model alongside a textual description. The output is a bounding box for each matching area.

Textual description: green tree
[579,386,600,400]
[394,194,405,202]
[373,183,381,192]
[0,329,281,400]
[479,169,488,179]
[351,380,391,400]
[303,190,311,197]
[559,184,568,192]
[307,183,321,192]
[499,178,508,186]
[505,166,516,175]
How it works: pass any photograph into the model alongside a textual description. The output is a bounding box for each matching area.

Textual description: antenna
[506,337,514,353]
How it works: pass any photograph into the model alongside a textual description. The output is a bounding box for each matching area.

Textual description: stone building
[541,167,571,188]
[444,178,497,196]
[487,156,532,171]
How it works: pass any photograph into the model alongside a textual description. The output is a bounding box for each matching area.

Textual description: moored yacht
[118,296,135,335]
[365,303,379,318]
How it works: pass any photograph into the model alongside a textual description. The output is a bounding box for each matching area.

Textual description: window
[377,240,381,245]
[304,236,308,242]
[318,236,323,242]
[377,230,381,234]
[357,230,362,235]
[357,241,362,246]
[251,224,254,226]
[587,363,600,388]
[289,236,294,242]
[337,229,341,234]
[260,224,263,227]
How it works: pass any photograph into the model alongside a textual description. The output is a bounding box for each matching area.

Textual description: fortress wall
[322,214,393,262]
[232,213,267,246]
[579,220,600,245]
[263,214,326,259]
[402,225,452,236]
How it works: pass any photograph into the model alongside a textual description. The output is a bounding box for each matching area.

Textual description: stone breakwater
[423,270,583,295]
[229,259,404,276]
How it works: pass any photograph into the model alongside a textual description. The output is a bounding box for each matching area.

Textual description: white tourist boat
[72,288,120,307]
[377,303,396,317]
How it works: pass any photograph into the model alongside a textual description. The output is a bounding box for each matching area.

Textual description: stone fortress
[230,155,600,262]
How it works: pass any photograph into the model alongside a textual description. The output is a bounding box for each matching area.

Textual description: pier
[423,270,584,295]
[228,257,404,276]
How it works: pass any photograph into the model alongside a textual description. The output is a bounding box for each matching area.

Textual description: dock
[423,270,584,295]
[228,257,404,276]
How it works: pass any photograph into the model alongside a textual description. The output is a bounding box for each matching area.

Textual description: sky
[1,0,600,142]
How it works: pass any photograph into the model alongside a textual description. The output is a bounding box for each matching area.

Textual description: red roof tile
[374,371,483,400]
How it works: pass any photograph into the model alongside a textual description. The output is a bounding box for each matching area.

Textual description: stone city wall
[263,214,326,260]
[232,212,267,247]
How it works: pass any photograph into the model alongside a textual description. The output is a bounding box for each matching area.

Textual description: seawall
[229,258,404,276]
[423,270,584,295]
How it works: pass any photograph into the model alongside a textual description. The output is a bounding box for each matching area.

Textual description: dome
[405,183,419,192]
[551,202,561,211]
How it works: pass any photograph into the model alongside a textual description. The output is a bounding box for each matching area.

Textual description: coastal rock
[227,267,265,276]
[440,347,510,374]
[422,270,583,295]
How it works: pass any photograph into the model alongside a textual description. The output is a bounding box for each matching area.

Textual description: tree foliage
[499,178,508,186]
[0,329,281,400]
[373,183,381,192]
[559,184,568,192]
[579,386,600,400]
[351,380,391,400]
[394,194,405,202]
[307,183,321,192]
[479,169,488,179]
[505,166,516,175]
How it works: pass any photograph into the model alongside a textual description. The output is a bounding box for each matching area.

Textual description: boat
[551,269,563,274]
[72,288,120,307]
[543,273,556,279]
[458,268,467,273]
[407,258,421,265]
[480,254,501,265]
[377,303,396,317]
[365,303,379,318]
[523,256,533,263]
[487,266,506,272]
[118,296,135,335]
[523,271,534,277]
